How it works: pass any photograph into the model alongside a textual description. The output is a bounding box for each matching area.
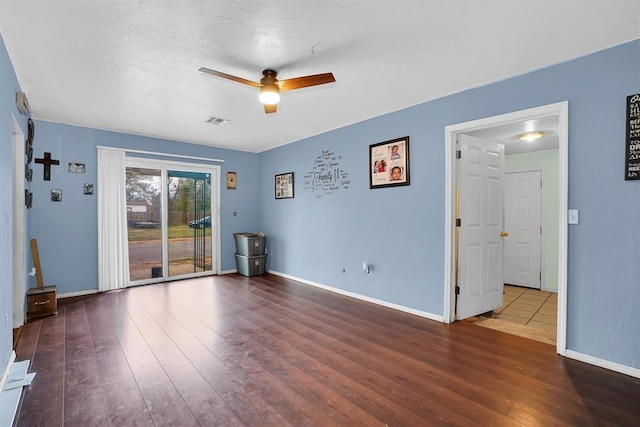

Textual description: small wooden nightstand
[27,239,58,321]
[27,285,57,320]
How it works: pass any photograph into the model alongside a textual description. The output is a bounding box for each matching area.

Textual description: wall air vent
[205,116,230,126]
[16,91,30,115]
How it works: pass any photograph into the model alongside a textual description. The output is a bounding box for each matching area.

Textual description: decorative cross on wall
[34,152,60,181]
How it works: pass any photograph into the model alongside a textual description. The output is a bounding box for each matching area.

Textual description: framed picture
[25,190,32,209]
[26,145,33,163]
[25,167,32,182]
[27,118,34,146]
[369,136,410,189]
[51,189,62,202]
[83,183,94,195]
[69,162,86,173]
[275,172,294,199]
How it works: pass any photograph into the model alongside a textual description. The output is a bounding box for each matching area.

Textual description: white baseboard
[56,289,98,299]
[267,270,444,323]
[564,350,640,379]
[220,269,238,275]
[0,351,16,393]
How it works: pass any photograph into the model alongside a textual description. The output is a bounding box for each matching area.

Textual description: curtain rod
[97,146,225,163]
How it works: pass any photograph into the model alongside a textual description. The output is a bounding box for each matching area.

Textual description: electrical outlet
[4,311,8,326]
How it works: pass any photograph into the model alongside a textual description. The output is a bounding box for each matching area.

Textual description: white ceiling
[465,115,559,155]
[1,1,638,153]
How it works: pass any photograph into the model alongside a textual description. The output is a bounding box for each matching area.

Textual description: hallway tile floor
[497,285,557,331]
[473,285,557,345]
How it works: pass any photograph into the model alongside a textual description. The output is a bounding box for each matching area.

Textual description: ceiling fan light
[259,85,280,105]
[518,131,545,142]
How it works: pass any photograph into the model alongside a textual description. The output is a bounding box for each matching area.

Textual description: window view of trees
[167,174,211,226]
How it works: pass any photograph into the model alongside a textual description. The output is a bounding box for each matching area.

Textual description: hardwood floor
[14,274,640,426]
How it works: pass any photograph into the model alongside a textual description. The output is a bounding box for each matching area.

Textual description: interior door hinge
[540,226,543,234]
[455,286,460,295]
[456,218,461,227]
[456,150,461,159]
[540,179,543,188]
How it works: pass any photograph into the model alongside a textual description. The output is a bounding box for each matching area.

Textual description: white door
[503,171,541,289]
[456,134,505,320]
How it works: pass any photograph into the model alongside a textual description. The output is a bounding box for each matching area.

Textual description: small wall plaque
[227,171,237,189]
[51,189,62,202]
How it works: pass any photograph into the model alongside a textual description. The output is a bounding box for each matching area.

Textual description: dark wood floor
[14,274,640,426]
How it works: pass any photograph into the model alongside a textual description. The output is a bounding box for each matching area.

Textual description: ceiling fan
[199,67,335,114]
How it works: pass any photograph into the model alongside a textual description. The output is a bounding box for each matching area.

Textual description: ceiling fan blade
[199,67,261,88]
[263,104,277,114]
[276,73,335,91]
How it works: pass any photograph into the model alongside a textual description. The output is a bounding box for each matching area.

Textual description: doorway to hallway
[444,102,568,354]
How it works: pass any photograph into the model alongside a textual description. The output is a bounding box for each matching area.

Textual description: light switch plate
[568,209,579,224]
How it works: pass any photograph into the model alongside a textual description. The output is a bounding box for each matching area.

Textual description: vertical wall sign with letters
[625,93,640,180]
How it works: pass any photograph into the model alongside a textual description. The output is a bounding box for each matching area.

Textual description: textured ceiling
[1,1,639,153]
[466,115,560,155]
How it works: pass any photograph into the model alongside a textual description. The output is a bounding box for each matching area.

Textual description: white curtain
[97,148,129,291]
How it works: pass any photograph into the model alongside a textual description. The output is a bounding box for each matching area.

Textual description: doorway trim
[11,115,26,328]
[443,101,568,355]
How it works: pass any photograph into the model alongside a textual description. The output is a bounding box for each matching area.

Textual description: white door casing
[444,101,568,357]
[12,116,26,327]
[456,134,504,320]
[503,171,541,289]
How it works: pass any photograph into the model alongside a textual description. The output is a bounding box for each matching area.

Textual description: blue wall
[0,33,29,375]
[28,121,259,295]
[258,40,640,369]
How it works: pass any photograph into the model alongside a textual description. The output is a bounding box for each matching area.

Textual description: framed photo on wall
[275,172,294,199]
[369,136,410,188]
[27,118,34,146]
[26,145,33,163]
[69,162,86,173]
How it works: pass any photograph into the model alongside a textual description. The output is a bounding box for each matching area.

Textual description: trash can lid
[234,232,258,237]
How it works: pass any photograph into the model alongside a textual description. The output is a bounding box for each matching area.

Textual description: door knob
[500,232,509,237]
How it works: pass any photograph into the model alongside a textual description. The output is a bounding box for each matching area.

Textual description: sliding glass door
[167,170,212,278]
[125,159,218,284]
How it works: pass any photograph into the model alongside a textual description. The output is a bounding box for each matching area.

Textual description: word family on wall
[302,149,350,197]
[625,93,640,180]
